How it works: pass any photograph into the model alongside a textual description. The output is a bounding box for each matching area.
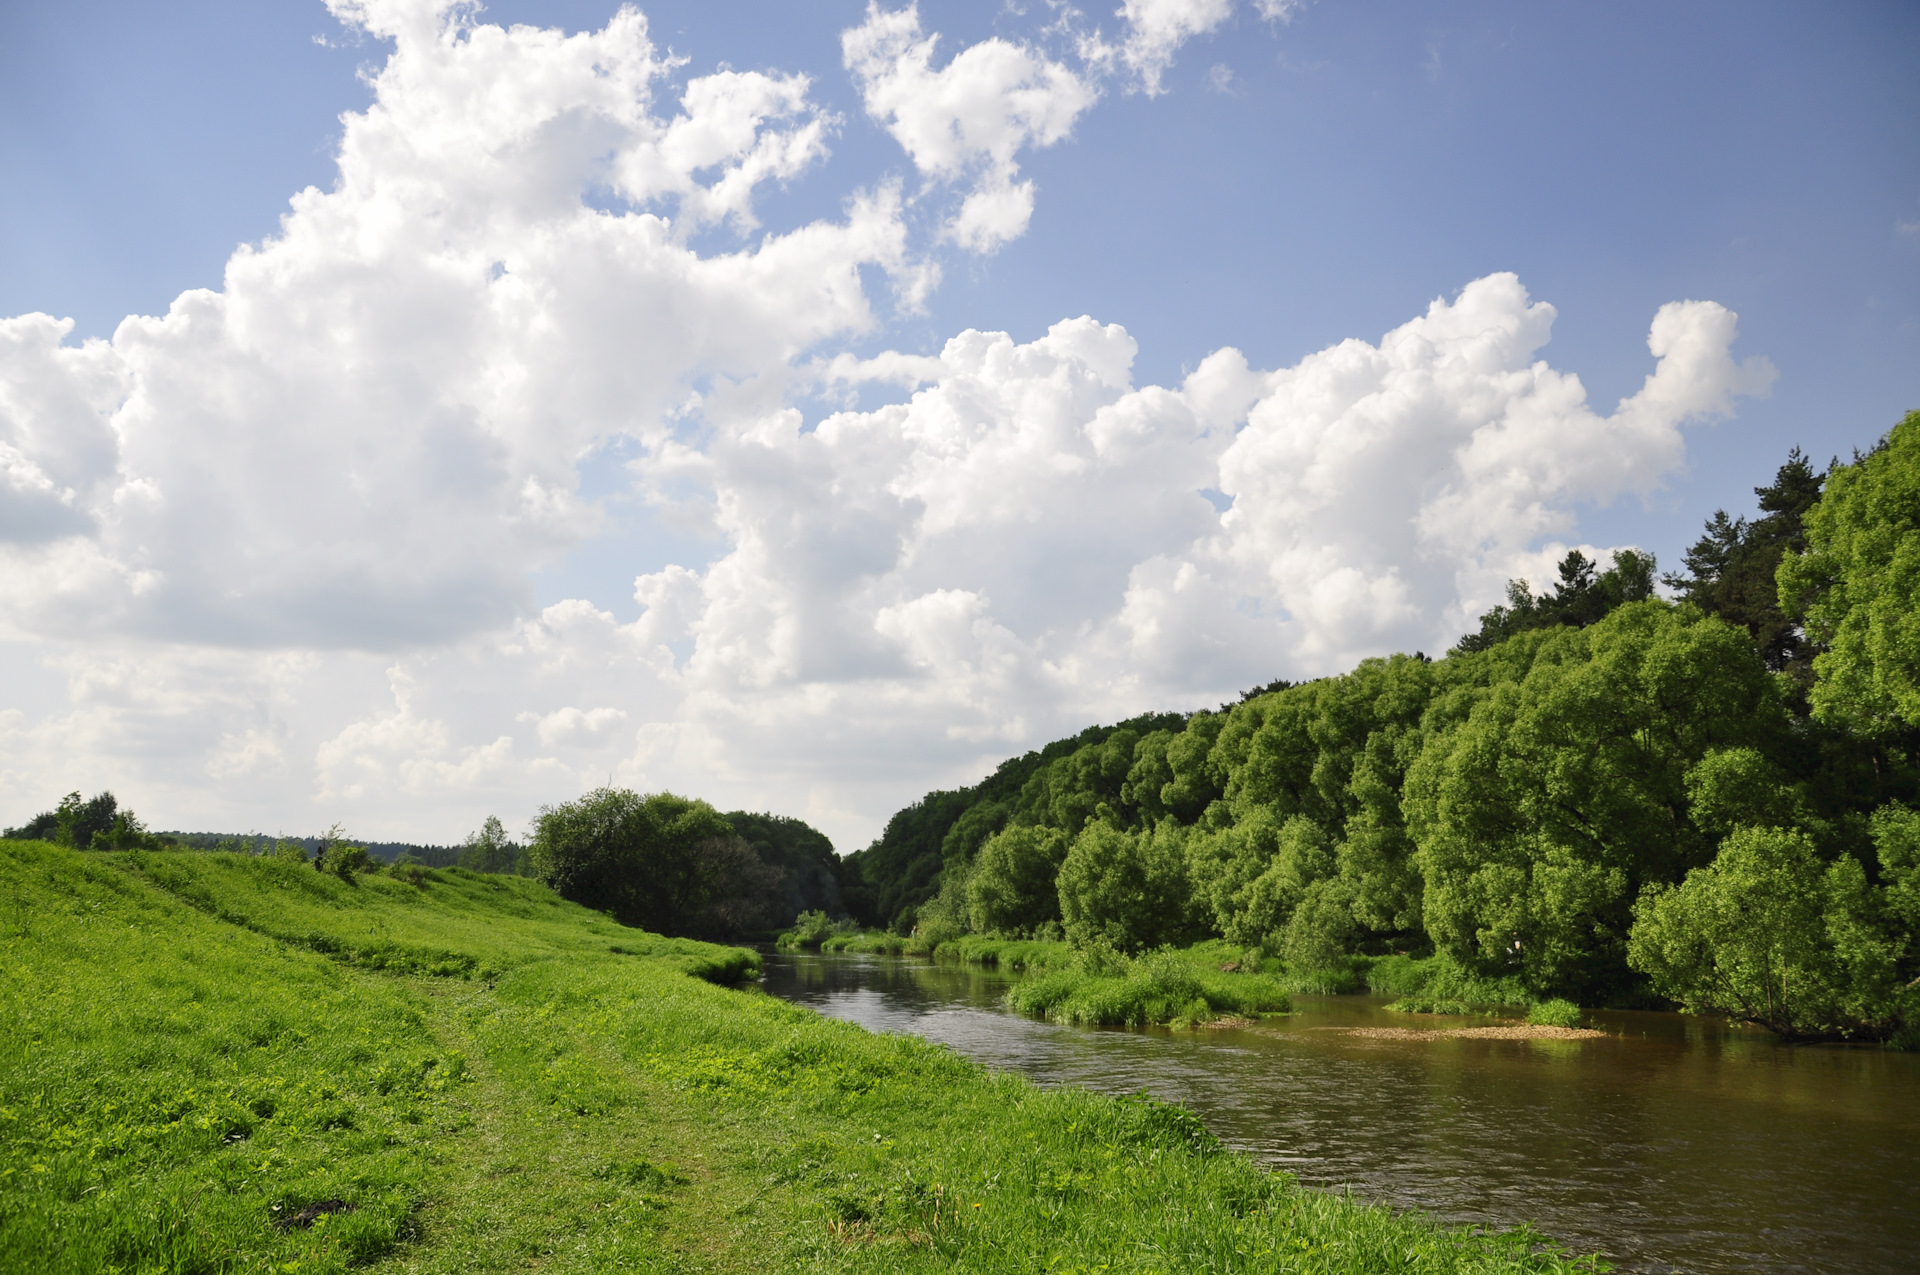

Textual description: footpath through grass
[2,841,1607,1273]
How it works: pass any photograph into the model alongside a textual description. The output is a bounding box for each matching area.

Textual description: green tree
[965,825,1069,936]
[458,815,526,875]
[1406,602,1788,1000]
[528,788,780,937]
[1664,448,1823,676]
[1453,548,1658,654]
[1056,821,1193,951]
[1627,826,1902,1040]
[1779,410,1920,734]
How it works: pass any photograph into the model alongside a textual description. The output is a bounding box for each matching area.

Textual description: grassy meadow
[3,840,1606,1273]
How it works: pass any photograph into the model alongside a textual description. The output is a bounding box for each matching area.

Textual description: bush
[1369,952,1528,1015]
[1005,945,1290,1028]
[777,909,852,950]
[1528,998,1583,1028]
[965,825,1068,936]
[319,842,373,881]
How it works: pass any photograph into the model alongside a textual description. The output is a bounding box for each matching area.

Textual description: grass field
[2,840,1607,1273]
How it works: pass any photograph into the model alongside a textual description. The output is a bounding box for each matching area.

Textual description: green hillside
[1,840,1600,1273]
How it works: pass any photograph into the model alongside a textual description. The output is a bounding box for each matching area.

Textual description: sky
[1,0,1916,851]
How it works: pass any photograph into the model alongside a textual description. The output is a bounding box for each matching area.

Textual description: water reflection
[761,951,1920,1275]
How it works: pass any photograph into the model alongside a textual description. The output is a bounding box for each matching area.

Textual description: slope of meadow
[1,841,1603,1273]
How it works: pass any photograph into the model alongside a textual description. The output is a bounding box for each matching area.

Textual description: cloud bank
[0,0,1772,848]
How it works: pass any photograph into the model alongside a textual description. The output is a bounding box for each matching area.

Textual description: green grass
[929,934,1075,971]
[3,840,1607,1273]
[819,929,910,955]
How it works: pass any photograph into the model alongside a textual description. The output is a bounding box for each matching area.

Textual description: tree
[1664,448,1824,676]
[1056,821,1193,951]
[1779,411,1920,734]
[1627,826,1902,1040]
[528,788,784,938]
[725,810,848,922]
[1406,602,1789,1000]
[458,815,526,875]
[1453,548,1658,654]
[965,825,1069,936]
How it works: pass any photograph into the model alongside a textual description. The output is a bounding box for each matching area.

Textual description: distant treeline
[840,416,1920,1045]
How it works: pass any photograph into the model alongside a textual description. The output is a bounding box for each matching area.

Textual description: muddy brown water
[759,951,1920,1274]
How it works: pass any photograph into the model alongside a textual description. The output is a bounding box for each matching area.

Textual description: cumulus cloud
[0,2,1773,852]
[0,0,905,649]
[844,3,1096,251]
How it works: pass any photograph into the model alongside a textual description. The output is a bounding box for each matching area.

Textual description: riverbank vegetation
[1,838,1605,1273]
[841,421,1920,1045]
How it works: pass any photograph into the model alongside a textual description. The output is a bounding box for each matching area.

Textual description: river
[759,951,1920,1274]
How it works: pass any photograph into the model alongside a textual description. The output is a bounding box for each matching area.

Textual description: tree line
[840,414,1920,1043]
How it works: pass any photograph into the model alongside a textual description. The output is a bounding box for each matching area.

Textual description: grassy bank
[2,839,1617,1270]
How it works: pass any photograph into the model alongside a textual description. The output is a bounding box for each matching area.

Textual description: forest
[839,413,1920,1044]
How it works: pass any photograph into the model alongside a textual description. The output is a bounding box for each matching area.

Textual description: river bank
[2,841,1605,1273]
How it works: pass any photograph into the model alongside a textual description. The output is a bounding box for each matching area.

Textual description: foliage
[1452,548,1658,654]
[1780,410,1920,734]
[724,809,849,920]
[1005,945,1292,1028]
[3,790,172,850]
[837,435,1920,1040]
[1406,603,1787,1002]
[778,909,858,950]
[1056,821,1194,951]
[1527,999,1584,1029]
[1626,825,1906,1040]
[840,711,1188,928]
[1664,448,1824,679]
[965,825,1069,936]
[528,788,786,939]
[458,814,527,875]
[1368,953,1530,1015]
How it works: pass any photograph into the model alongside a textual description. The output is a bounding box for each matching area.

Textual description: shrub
[1528,998,1584,1028]
[1370,952,1528,1015]
[965,825,1068,936]
[1005,945,1290,1028]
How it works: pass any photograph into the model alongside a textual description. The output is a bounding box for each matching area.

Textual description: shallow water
[759,951,1920,1274]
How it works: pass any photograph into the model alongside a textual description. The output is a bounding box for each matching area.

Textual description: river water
[759,951,1920,1274]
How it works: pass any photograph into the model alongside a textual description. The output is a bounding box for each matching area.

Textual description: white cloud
[0,0,905,649]
[0,3,1773,854]
[843,3,1096,251]
[524,704,630,748]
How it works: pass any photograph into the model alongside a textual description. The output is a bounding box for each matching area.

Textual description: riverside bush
[1528,999,1584,1029]
[1370,952,1530,1014]
[1006,946,1292,1027]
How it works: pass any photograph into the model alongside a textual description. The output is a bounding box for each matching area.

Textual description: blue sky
[1,0,1916,844]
